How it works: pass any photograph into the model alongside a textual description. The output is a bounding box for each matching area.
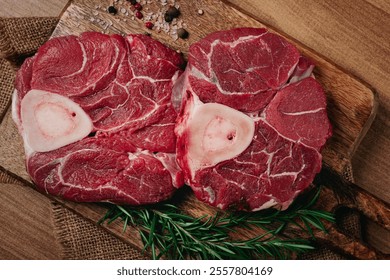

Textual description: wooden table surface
[0,0,389,259]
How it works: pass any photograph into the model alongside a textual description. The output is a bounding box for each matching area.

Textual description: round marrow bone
[21,89,93,153]
[178,93,255,176]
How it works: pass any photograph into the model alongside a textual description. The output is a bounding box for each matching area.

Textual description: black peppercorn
[166,6,180,18]
[177,28,189,39]
[164,13,173,22]
[128,0,137,5]
[107,6,117,15]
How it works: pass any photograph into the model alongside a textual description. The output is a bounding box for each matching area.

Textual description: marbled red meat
[174,28,332,211]
[12,32,185,205]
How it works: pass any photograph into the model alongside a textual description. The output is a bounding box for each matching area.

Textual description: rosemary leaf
[300,216,314,237]
[99,186,334,260]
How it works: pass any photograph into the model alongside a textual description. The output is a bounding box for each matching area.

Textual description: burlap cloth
[0,17,360,260]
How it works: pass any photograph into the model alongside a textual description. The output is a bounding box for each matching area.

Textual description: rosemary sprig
[99,186,334,260]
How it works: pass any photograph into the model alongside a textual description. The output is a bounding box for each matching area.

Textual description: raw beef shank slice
[12,32,185,205]
[174,28,332,211]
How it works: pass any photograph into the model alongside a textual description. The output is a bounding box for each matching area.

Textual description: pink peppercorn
[134,3,142,11]
[145,22,154,29]
[135,10,143,19]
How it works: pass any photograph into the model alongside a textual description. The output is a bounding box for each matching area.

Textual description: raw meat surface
[264,77,331,150]
[180,28,300,112]
[175,28,332,211]
[13,32,185,205]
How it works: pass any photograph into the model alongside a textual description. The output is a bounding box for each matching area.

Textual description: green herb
[99,186,334,260]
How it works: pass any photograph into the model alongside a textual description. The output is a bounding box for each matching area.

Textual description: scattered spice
[96,1,188,41]
[107,6,117,15]
[177,28,189,39]
[164,13,173,22]
[197,9,204,15]
[135,10,143,19]
[166,6,180,18]
[145,21,154,29]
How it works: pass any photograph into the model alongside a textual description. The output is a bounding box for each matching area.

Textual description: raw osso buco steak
[13,28,332,211]
[12,32,185,204]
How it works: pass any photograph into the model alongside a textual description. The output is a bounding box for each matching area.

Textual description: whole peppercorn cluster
[103,1,192,40]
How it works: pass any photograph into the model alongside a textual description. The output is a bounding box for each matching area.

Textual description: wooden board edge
[58,0,73,19]
[349,90,379,157]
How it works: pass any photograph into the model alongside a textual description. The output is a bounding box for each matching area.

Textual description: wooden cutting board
[0,0,385,259]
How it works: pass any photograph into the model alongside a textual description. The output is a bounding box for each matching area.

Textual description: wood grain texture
[0,182,62,259]
[0,0,68,17]
[364,219,390,255]
[226,0,390,204]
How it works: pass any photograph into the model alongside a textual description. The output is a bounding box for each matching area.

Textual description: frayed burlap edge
[52,203,74,260]
[342,160,355,183]
[0,168,23,185]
